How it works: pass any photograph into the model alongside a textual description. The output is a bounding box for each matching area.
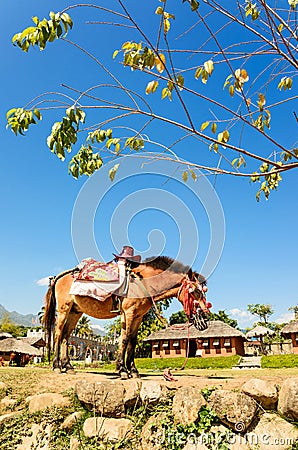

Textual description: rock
[247,412,298,450]
[83,417,133,441]
[16,423,52,450]
[0,396,17,410]
[28,393,71,414]
[278,377,298,420]
[242,378,278,409]
[0,411,18,424]
[75,380,126,417]
[140,381,168,405]
[172,386,206,425]
[69,437,80,450]
[61,411,84,430]
[124,379,142,408]
[208,390,257,432]
[0,382,7,400]
[182,424,250,450]
[141,412,168,450]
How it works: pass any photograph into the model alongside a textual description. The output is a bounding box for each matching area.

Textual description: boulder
[83,417,133,441]
[69,437,80,450]
[242,378,278,409]
[208,390,257,432]
[124,379,142,408]
[140,381,168,405]
[0,411,19,424]
[27,393,71,414]
[278,377,298,420]
[61,411,84,430]
[75,380,126,417]
[247,412,298,450]
[16,423,52,450]
[141,412,168,450]
[183,424,250,450]
[172,386,206,425]
[0,396,18,410]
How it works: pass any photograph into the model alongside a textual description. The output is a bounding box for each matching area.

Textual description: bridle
[178,275,211,331]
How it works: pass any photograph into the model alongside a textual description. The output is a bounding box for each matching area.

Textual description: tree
[6,1,298,200]
[247,303,274,324]
[0,313,28,337]
[74,315,93,338]
[288,305,298,320]
[209,310,238,328]
[169,310,187,325]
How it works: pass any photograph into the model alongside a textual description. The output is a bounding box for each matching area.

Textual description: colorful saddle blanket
[69,258,124,301]
[76,258,119,282]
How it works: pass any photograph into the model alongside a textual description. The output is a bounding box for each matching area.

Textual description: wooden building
[144,320,246,358]
[281,320,298,354]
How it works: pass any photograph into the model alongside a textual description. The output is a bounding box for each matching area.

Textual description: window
[224,338,231,347]
[295,334,298,342]
[153,342,160,350]
[162,341,169,348]
[213,339,220,346]
[173,341,181,350]
[202,339,210,347]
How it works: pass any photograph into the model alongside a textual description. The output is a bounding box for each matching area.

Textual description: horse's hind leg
[60,308,83,372]
[53,296,74,371]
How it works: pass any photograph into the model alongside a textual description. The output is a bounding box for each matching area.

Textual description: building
[281,320,298,354]
[144,320,246,358]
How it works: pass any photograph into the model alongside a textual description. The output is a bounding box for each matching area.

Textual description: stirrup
[111,296,121,313]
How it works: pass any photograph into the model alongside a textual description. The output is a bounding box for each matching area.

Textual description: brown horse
[43,256,210,379]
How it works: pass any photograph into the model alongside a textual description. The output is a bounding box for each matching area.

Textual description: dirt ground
[1,366,297,400]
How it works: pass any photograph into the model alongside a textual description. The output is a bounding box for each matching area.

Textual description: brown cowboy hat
[113,246,141,262]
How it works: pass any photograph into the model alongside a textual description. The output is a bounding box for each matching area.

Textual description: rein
[132,274,168,326]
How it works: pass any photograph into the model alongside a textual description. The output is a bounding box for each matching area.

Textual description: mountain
[0,304,37,327]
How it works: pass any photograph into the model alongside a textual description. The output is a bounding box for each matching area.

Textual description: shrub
[261,354,298,368]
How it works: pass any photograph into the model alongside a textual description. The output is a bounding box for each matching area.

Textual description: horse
[43,256,210,379]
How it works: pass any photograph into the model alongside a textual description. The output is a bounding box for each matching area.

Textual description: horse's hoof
[53,368,61,373]
[130,372,140,379]
[120,372,129,380]
[65,368,76,375]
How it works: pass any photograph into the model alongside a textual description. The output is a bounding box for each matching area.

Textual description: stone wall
[1,377,298,449]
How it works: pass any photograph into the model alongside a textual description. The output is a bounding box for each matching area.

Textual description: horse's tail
[43,280,57,364]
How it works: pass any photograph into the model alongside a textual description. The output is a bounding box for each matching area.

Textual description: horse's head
[179,270,211,331]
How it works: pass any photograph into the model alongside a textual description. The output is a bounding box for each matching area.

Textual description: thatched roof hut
[20,337,46,349]
[281,320,298,337]
[246,325,274,338]
[144,320,245,341]
[0,338,42,356]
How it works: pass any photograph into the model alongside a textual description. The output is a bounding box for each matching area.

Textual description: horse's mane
[142,255,190,273]
[141,255,206,284]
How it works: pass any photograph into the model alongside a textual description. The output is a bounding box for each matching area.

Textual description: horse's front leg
[116,313,130,380]
[126,315,144,378]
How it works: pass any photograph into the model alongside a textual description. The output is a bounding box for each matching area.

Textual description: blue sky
[0,1,297,330]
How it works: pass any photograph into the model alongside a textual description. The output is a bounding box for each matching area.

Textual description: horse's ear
[187,268,193,279]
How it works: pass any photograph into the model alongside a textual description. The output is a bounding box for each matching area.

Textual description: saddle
[69,258,129,303]
[76,258,120,282]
